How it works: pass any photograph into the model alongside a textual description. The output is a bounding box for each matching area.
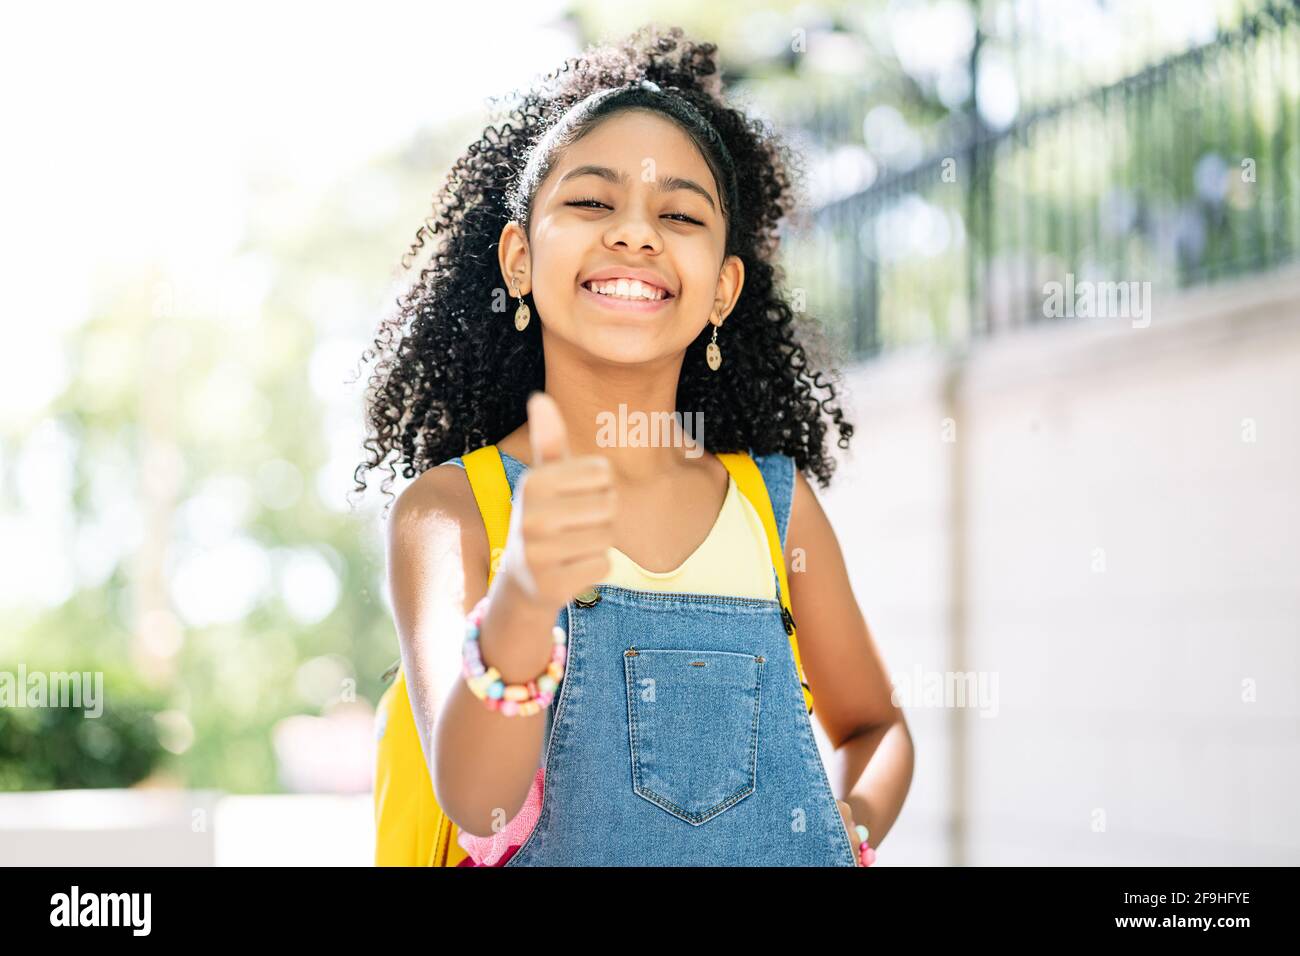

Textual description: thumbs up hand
[496,391,617,615]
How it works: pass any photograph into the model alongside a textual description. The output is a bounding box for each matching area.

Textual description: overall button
[573,587,600,607]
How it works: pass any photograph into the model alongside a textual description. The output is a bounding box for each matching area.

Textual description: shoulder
[390,460,473,527]
[387,460,488,576]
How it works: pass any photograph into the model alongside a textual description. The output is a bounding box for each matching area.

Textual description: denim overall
[448,449,857,867]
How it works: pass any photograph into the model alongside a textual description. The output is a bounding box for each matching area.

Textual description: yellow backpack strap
[715,451,815,716]
[373,665,441,865]
[462,445,513,587]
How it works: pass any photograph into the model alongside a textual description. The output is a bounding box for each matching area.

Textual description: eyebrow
[557,164,717,212]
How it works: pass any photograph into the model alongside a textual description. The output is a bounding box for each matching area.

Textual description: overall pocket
[623,647,764,825]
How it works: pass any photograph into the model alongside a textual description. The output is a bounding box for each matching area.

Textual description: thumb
[527,391,570,466]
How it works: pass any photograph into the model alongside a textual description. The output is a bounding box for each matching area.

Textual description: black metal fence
[779,0,1300,359]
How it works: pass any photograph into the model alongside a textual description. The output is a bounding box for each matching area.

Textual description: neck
[511,342,707,481]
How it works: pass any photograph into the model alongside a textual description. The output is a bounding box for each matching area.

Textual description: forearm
[433,578,561,838]
[828,717,914,848]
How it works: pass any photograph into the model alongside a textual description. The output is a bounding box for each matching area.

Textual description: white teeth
[585,278,667,301]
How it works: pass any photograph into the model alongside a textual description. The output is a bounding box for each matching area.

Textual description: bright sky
[2,0,575,299]
[0,0,576,429]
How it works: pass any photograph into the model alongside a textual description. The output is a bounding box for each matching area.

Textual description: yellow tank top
[602,472,777,599]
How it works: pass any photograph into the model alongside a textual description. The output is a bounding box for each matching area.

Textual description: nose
[603,203,662,254]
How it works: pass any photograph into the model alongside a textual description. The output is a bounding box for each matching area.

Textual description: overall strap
[716,452,815,716]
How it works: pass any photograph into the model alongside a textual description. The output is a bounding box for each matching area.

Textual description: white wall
[820,264,1300,865]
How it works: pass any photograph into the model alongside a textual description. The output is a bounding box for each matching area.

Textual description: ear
[711,253,745,325]
[499,220,532,297]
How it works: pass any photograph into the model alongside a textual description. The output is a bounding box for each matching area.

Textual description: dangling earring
[706,315,722,371]
[511,278,530,332]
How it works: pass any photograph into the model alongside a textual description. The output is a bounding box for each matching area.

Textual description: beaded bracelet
[461,594,567,716]
[855,824,876,866]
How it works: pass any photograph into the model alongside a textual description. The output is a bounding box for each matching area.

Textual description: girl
[358,25,913,866]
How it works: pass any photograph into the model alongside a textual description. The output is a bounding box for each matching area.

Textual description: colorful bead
[460,594,567,716]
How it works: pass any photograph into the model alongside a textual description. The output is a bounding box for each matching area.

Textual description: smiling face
[499,109,744,367]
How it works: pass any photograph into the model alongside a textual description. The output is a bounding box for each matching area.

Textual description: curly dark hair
[354,24,854,506]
